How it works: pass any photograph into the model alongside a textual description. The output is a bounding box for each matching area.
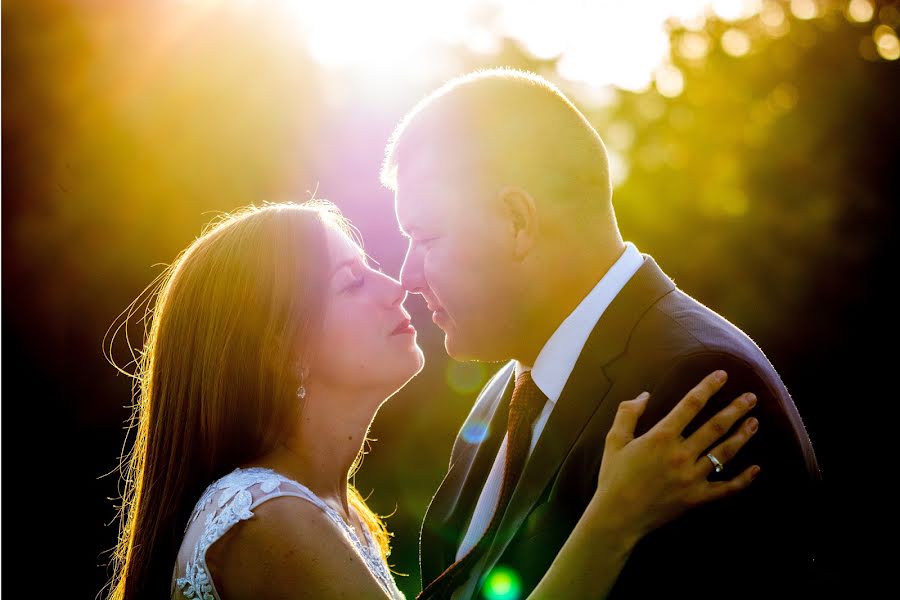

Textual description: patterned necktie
[417,370,548,600]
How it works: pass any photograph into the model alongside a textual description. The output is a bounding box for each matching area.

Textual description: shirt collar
[516,242,645,403]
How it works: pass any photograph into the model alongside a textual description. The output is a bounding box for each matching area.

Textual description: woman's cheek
[335,297,369,342]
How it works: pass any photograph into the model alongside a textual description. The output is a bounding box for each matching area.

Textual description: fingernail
[715,370,727,382]
[745,393,757,408]
[747,418,758,433]
[636,391,650,402]
[751,466,761,479]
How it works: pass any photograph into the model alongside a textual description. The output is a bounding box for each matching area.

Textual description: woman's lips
[390,318,415,336]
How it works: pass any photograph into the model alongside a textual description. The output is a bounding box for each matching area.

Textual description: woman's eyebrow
[330,258,357,278]
[400,225,422,240]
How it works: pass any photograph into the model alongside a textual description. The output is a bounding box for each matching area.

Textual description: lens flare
[482,566,522,600]
[461,420,490,444]
[446,361,488,395]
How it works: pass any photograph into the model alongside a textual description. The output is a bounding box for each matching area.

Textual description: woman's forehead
[325,222,365,263]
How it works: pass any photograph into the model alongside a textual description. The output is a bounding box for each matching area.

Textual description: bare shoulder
[207,495,388,600]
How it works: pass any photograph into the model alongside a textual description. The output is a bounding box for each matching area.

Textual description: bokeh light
[761,1,791,36]
[722,28,753,56]
[604,122,636,152]
[655,64,686,98]
[768,82,800,112]
[761,0,787,26]
[874,24,900,60]
[678,32,712,61]
[482,566,522,600]
[846,0,875,23]
[711,0,763,22]
[446,361,488,395]
[791,0,819,20]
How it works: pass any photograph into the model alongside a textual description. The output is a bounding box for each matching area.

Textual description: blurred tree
[4,0,894,597]
[585,3,897,593]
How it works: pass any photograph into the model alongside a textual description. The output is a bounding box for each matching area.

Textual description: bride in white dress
[104,202,760,600]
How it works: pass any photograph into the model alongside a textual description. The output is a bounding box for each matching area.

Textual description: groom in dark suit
[382,69,821,599]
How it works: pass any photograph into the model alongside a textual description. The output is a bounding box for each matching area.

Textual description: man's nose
[399,248,425,294]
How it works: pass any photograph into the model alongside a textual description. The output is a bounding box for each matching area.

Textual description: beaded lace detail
[171,467,404,599]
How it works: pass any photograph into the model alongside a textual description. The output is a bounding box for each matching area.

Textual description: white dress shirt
[454,242,645,562]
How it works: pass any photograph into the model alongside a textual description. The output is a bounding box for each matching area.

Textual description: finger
[605,392,650,451]
[700,465,761,502]
[697,416,759,477]
[686,392,757,456]
[653,370,728,436]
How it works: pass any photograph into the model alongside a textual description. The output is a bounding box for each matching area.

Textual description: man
[381,69,821,599]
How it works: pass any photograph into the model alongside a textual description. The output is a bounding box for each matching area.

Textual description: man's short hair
[381,68,613,215]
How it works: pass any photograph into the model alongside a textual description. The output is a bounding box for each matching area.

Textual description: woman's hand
[592,370,760,542]
[527,371,759,599]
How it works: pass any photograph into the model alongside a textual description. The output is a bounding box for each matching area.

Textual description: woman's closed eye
[340,264,366,292]
[343,274,365,292]
[414,237,439,250]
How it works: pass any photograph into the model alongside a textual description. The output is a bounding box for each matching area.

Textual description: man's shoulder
[602,287,793,414]
[635,288,774,367]
[625,289,807,426]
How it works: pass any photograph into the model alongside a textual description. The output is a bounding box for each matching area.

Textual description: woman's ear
[497,185,539,261]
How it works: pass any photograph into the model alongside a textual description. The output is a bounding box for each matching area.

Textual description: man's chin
[443,332,470,361]
[443,332,488,362]
[443,330,515,364]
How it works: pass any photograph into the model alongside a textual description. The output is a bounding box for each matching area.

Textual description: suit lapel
[472,256,677,586]
[472,334,612,586]
[419,362,516,585]
[448,376,515,533]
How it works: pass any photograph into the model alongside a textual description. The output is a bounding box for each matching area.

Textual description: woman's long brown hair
[103,201,391,600]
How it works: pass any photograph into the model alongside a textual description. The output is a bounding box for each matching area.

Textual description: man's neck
[514,240,626,366]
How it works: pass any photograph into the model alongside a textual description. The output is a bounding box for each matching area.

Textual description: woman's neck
[250,384,382,517]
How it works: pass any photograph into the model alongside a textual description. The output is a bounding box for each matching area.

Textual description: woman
[104,201,760,600]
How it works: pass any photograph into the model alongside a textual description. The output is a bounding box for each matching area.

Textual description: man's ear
[497,185,539,261]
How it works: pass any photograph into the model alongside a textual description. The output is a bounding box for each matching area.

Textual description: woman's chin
[403,347,426,382]
[383,348,426,398]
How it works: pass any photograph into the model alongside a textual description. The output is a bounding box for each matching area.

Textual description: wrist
[584,493,644,555]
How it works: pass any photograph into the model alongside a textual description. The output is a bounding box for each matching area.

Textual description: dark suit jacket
[419,256,821,599]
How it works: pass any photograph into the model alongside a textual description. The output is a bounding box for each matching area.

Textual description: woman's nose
[388,275,407,307]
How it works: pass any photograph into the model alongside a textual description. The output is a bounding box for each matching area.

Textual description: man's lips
[421,295,448,326]
[431,308,449,326]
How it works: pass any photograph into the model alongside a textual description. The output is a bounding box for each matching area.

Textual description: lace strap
[174,468,398,600]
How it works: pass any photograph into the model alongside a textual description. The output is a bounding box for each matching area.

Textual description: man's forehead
[394,179,451,229]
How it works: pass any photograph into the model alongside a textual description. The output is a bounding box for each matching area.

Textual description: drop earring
[297,367,309,400]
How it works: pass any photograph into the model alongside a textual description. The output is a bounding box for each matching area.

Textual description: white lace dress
[171,467,405,600]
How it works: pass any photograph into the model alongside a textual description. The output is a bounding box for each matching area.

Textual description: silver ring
[706,453,724,473]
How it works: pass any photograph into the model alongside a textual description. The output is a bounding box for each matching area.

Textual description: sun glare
[177,1,891,99]
[217,0,777,97]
